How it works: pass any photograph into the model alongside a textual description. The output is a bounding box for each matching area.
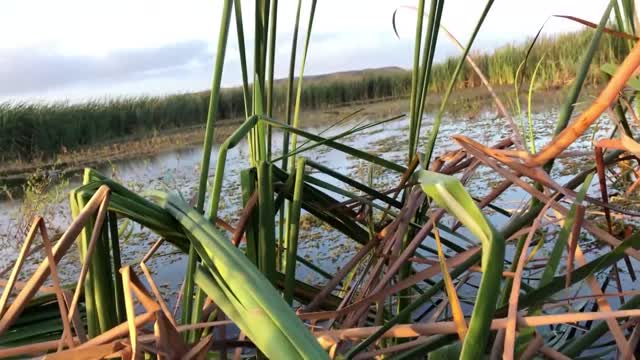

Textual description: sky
[0,0,616,102]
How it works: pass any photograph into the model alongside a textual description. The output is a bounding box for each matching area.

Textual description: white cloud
[0,0,617,101]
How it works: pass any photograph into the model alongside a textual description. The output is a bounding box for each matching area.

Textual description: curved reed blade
[433,228,467,341]
[553,14,638,40]
[418,170,504,359]
[162,195,328,359]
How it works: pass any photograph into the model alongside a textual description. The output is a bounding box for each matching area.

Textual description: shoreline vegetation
[0,29,623,174]
[0,84,596,187]
[3,0,640,357]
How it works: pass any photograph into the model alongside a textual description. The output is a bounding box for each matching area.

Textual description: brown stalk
[120,266,141,358]
[0,219,39,316]
[538,346,573,360]
[215,217,236,234]
[429,272,472,323]
[504,199,555,360]
[543,290,640,305]
[620,95,640,128]
[458,136,640,217]
[519,332,544,360]
[457,137,640,260]
[379,154,420,225]
[46,342,125,360]
[352,336,434,359]
[63,290,87,344]
[625,170,640,195]
[596,138,638,282]
[38,219,75,351]
[440,24,524,150]
[343,141,493,327]
[0,279,56,294]
[0,185,110,336]
[304,235,379,312]
[126,269,161,314]
[328,252,380,331]
[218,311,228,360]
[78,312,157,349]
[433,228,467,340]
[154,310,188,359]
[11,313,155,358]
[624,323,640,360]
[595,146,614,234]
[572,242,633,358]
[565,205,585,287]
[342,190,425,327]
[232,333,246,360]
[301,247,480,323]
[182,334,214,360]
[457,38,640,167]
[339,204,406,320]
[553,14,639,41]
[231,191,258,246]
[314,309,640,340]
[141,238,165,264]
[0,337,74,358]
[173,279,186,319]
[140,262,178,327]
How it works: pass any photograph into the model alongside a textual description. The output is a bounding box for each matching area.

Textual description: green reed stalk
[263,118,406,173]
[266,0,278,160]
[287,0,318,171]
[234,0,251,118]
[187,0,233,336]
[280,0,303,171]
[278,0,303,270]
[407,0,426,161]
[196,0,233,211]
[107,211,125,325]
[401,0,444,324]
[272,114,404,164]
[252,1,268,165]
[526,54,546,153]
[70,191,98,338]
[208,116,259,220]
[422,0,494,168]
[284,157,305,304]
[257,161,276,285]
[414,0,444,156]
[546,0,612,170]
[74,189,117,335]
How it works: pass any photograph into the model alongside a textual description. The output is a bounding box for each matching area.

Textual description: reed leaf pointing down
[418,170,505,359]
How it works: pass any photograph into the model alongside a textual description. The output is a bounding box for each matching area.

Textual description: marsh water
[0,110,637,315]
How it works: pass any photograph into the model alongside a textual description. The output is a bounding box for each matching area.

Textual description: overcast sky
[0,0,615,102]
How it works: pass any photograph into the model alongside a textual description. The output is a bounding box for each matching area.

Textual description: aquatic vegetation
[0,27,629,162]
[2,0,640,359]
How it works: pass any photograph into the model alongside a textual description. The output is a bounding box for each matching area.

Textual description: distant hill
[0,29,627,161]
[291,66,409,83]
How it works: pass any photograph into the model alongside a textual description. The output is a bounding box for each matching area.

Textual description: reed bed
[0,29,628,162]
[1,0,640,359]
